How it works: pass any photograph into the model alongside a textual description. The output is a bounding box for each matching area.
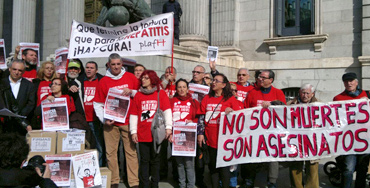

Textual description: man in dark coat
[163,0,183,44]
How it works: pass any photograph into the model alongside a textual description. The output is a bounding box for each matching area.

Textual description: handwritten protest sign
[55,47,68,74]
[72,151,102,188]
[0,39,6,69]
[217,99,370,168]
[68,13,174,58]
[42,98,69,131]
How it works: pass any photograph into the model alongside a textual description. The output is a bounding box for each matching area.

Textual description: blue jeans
[339,154,370,188]
[88,121,105,167]
[175,156,195,188]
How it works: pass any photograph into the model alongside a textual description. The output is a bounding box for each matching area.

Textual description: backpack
[151,91,166,154]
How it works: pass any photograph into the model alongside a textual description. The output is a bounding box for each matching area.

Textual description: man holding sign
[93,53,139,188]
[333,72,370,188]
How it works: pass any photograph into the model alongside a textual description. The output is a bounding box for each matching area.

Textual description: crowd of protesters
[0,47,368,188]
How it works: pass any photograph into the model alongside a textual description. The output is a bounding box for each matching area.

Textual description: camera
[25,155,46,175]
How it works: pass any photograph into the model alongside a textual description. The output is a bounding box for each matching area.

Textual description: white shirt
[9,76,22,99]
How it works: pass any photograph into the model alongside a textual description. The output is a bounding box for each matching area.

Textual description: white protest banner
[68,13,174,58]
[42,98,69,131]
[0,39,6,69]
[45,154,72,187]
[189,83,210,103]
[216,99,370,168]
[19,42,40,66]
[207,46,218,61]
[55,47,68,74]
[172,122,197,157]
[104,88,130,123]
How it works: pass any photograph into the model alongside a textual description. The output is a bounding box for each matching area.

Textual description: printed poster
[45,154,72,187]
[207,46,218,61]
[103,88,130,123]
[55,47,68,74]
[0,39,6,69]
[172,122,197,157]
[19,42,40,66]
[189,83,210,103]
[72,151,102,188]
[41,98,69,131]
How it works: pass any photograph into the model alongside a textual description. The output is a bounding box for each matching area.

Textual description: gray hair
[205,72,213,79]
[166,66,177,74]
[194,65,205,72]
[9,59,26,68]
[300,83,315,93]
[238,68,249,75]
[108,53,122,63]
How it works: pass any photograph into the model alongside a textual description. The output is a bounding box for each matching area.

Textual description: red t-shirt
[231,82,254,102]
[82,175,95,187]
[333,90,368,101]
[94,72,139,126]
[198,95,242,148]
[41,94,76,115]
[244,86,286,108]
[131,90,171,142]
[165,83,176,98]
[170,96,200,123]
[23,69,37,81]
[84,79,100,122]
[37,80,51,106]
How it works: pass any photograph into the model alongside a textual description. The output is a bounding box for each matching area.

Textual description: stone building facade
[0,0,367,102]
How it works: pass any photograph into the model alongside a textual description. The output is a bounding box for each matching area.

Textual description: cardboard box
[99,167,112,188]
[26,130,57,159]
[56,129,85,154]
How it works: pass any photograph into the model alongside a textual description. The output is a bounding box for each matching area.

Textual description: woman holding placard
[130,70,173,188]
[197,73,242,188]
[170,78,200,188]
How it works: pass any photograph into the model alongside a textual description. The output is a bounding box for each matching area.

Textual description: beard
[28,61,37,65]
[68,72,79,79]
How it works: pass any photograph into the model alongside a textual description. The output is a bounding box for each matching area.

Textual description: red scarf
[174,93,197,120]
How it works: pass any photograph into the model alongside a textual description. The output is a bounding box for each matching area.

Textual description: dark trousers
[208,147,230,188]
[139,142,161,188]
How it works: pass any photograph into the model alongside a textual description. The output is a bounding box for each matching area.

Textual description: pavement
[118,157,368,188]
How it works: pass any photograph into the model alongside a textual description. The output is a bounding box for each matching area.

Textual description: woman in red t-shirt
[170,78,200,188]
[130,70,172,188]
[198,73,242,188]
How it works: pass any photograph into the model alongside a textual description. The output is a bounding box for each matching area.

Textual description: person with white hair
[287,83,319,188]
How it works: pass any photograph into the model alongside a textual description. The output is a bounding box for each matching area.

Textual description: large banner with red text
[68,13,174,58]
[217,99,370,168]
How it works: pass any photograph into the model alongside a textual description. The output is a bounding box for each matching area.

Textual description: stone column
[0,0,4,38]
[59,0,85,47]
[360,1,370,90]
[211,0,242,61]
[11,0,36,51]
[178,0,209,50]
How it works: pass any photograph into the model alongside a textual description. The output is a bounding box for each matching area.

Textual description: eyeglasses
[192,71,204,74]
[237,74,248,77]
[258,76,270,80]
[204,77,212,80]
[212,79,223,83]
[141,76,150,80]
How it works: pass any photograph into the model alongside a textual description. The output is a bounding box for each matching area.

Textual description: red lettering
[330,104,342,125]
[318,133,330,156]
[260,108,271,129]
[290,107,301,128]
[354,128,368,152]
[298,134,303,158]
[243,136,253,157]
[164,26,169,35]
[301,106,312,128]
[342,130,354,152]
[278,134,287,158]
[273,107,287,129]
[250,110,259,130]
[303,133,317,157]
[287,134,298,158]
[236,113,245,133]
[321,105,334,127]
[223,139,233,162]
[357,101,370,124]
[256,135,269,157]
[268,134,278,157]
[222,114,235,135]
[329,131,343,152]
[234,137,243,159]
[345,103,356,125]
[311,106,321,127]
[141,29,149,37]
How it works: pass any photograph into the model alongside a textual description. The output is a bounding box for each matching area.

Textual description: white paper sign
[0,39,6,69]
[41,98,69,131]
[31,137,51,152]
[207,46,218,61]
[19,42,40,66]
[189,83,210,103]
[172,122,197,157]
[103,88,130,123]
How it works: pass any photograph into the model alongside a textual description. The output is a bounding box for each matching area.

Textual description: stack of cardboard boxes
[26,130,111,188]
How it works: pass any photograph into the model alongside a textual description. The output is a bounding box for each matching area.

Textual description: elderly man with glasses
[209,60,253,102]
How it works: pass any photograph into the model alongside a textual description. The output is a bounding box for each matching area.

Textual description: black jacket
[0,168,57,188]
[69,73,104,117]
[163,0,182,25]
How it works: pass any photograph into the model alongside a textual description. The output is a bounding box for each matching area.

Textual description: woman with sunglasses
[130,70,173,188]
[170,78,200,188]
[198,73,242,188]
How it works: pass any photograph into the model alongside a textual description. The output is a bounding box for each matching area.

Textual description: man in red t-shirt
[242,69,286,188]
[333,72,369,188]
[93,53,139,188]
[77,167,96,187]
